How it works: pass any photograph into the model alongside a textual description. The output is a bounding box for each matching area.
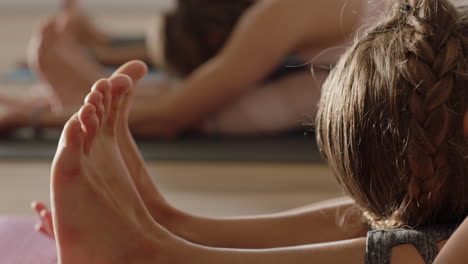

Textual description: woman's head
[317,0,467,229]
[147,0,254,78]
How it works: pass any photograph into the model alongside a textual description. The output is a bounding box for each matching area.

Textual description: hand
[31,201,55,239]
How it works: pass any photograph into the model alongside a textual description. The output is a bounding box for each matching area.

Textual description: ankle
[156,204,190,235]
[162,236,208,264]
[152,203,203,247]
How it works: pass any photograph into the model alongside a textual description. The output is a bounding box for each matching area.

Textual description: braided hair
[148,0,254,77]
[316,0,467,229]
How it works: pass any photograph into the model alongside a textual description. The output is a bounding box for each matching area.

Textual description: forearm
[91,43,152,66]
[165,197,367,249]
[126,80,183,138]
[192,237,367,264]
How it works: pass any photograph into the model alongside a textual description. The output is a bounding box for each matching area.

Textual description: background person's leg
[202,70,326,135]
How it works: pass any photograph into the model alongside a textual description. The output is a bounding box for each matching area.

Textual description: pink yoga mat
[0,216,57,264]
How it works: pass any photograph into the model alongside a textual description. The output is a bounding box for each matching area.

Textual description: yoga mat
[0,128,323,163]
[0,66,161,84]
[0,216,57,264]
[0,66,37,83]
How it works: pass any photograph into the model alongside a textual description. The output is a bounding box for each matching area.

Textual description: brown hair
[148,0,254,77]
[317,0,468,229]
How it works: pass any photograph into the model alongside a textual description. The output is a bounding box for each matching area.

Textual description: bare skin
[28,18,105,110]
[49,71,370,264]
[34,62,464,254]
[24,0,148,66]
[48,69,451,263]
[33,62,368,249]
[55,4,151,65]
[433,217,468,264]
[57,0,111,47]
[2,0,379,138]
[50,76,182,264]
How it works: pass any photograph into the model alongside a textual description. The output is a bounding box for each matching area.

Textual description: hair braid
[317,0,467,230]
[395,0,466,226]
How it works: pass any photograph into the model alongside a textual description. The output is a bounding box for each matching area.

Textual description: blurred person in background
[0,0,384,138]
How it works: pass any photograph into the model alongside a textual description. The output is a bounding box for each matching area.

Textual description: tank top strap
[365,225,457,264]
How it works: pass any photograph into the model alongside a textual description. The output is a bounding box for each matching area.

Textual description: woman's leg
[98,63,367,248]
[201,70,327,135]
[35,62,366,251]
[49,73,369,264]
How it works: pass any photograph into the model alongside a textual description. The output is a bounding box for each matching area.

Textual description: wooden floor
[0,161,343,217]
[0,11,344,218]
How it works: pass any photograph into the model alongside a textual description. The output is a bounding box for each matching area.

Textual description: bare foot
[31,61,183,241]
[89,61,183,226]
[50,76,187,263]
[28,19,105,110]
[57,0,111,46]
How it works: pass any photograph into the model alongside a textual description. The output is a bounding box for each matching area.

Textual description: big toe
[112,60,148,84]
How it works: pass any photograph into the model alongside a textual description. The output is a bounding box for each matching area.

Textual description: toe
[39,18,57,37]
[111,60,148,84]
[52,116,84,179]
[63,0,78,10]
[61,115,84,150]
[91,79,112,125]
[35,19,58,68]
[78,104,99,154]
[84,91,105,129]
[106,74,132,134]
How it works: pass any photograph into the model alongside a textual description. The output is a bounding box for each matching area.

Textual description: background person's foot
[28,19,105,110]
[58,0,111,46]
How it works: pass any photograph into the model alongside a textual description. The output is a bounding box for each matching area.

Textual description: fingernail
[40,209,47,217]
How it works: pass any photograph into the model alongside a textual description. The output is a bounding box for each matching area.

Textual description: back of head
[317,0,468,229]
[148,0,254,77]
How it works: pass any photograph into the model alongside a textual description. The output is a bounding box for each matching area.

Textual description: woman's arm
[33,196,368,249]
[135,0,319,135]
[433,217,468,264]
[194,237,368,264]
[167,197,368,249]
[91,41,152,66]
[136,0,364,136]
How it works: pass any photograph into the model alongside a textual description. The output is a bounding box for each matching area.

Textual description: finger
[34,223,55,239]
[40,209,54,229]
[31,201,48,215]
